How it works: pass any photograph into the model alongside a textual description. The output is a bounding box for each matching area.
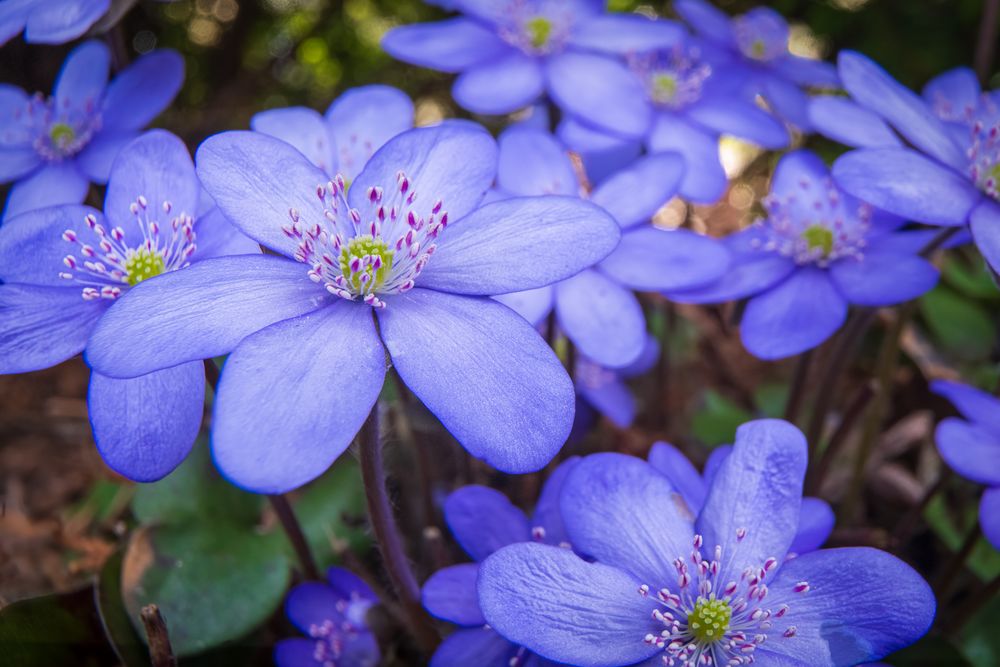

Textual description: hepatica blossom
[492,125,729,367]
[648,441,835,556]
[0,40,183,219]
[931,380,1000,550]
[548,34,789,204]
[675,0,839,131]
[574,334,658,429]
[0,0,108,46]
[275,567,380,667]
[0,130,258,481]
[85,123,621,492]
[381,0,682,115]
[251,84,413,181]
[422,459,578,666]
[669,150,938,360]
[814,51,1000,274]
[478,420,935,667]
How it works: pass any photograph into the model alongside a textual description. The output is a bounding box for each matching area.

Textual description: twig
[268,495,321,581]
[140,604,177,667]
[975,0,1000,83]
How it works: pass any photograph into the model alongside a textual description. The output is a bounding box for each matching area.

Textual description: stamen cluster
[630,49,712,110]
[19,93,103,161]
[968,119,1000,200]
[733,12,787,62]
[496,0,572,54]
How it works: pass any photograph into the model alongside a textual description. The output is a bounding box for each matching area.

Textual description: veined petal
[496,125,578,197]
[378,289,573,474]
[89,363,204,482]
[54,40,109,110]
[590,153,684,229]
[325,85,414,182]
[381,19,511,73]
[0,204,104,286]
[531,457,579,546]
[493,286,554,327]
[556,269,645,369]
[647,441,707,516]
[809,96,902,149]
[422,564,486,626]
[250,106,337,176]
[418,196,619,296]
[76,132,136,183]
[444,485,531,561]
[213,302,385,493]
[3,161,89,221]
[789,496,835,554]
[828,250,938,307]
[101,49,184,131]
[600,226,730,292]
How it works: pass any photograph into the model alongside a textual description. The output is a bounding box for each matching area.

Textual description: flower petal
[647,113,725,204]
[0,284,106,373]
[54,40,109,110]
[274,638,322,667]
[590,153,684,229]
[980,488,1000,551]
[0,204,104,286]
[789,496,835,554]
[493,286,554,327]
[422,564,486,626]
[325,85,414,182]
[577,368,635,428]
[381,19,511,73]
[76,131,136,183]
[775,55,840,89]
[561,452,695,585]
[250,106,337,175]
[86,255,330,378]
[556,116,642,185]
[349,123,497,224]
[832,147,979,226]
[445,485,531,561]
[213,302,384,493]
[923,67,981,123]
[195,131,331,258]
[189,206,262,261]
[555,269,645,368]
[478,542,658,667]
[378,289,573,474]
[89,363,204,482]
[668,253,796,304]
[696,419,806,581]
[934,417,1000,486]
[809,96,902,149]
[688,97,789,149]
[740,267,847,360]
[828,250,938,306]
[969,199,1000,274]
[837,50,966,170]
[601,226,730,292]
[531,457,579,546]
[568,15,684,55]
[453,54,544,115]
[286,581,347,632]
[430,627,516,667]
[23,0,108,44]
[496,126,577,197]
[674,0,735,45]
[647,441,706,516]
[547,52,651,139]
[418,196,619,296]
[931,379,1000,435]
[762,547,935,666]
[3,161,89,221]
[101,49,184,131]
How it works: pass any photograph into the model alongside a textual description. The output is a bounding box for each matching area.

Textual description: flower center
[49,122,76,147]
[734,9,788,62]
[125,247,166,286]
[688,597,731,643]
[496,1,570,54]
[968,120,1000,200]
[800,224,834,257]
[525,16,552,49]
[59,197,197,301]
[23,94,102,161]
[631,49,711,111]
[288,171,447,309]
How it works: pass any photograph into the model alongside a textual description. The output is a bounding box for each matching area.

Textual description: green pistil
[688,597,731,643]
[526,16,552,49]
[750,39,767,59]
[652,73,678,103]
[49,122,76,147]
[339,236,393,292]
[125,248,166,286]
[802,224,834,257]
[989,162,1000,184]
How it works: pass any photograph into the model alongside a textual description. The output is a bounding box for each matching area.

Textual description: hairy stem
[975,0,1000,83]
[140,604,177,667]
[268,494,321,581]
[783,350,813,425]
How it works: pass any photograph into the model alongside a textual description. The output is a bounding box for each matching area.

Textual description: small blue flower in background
[275,567,381,667]
[491,124,729,368]
[548,33,789,204]
[813,51,1000,275]
[0,39,184,220]
[477,419,936,667]
[0,129,258,481]
[251,85,413,182]
[421,459,579,666]
[85,122,622,492]
[575,334,659,429]
[648,441,835,555]
[669,149,939,360]
[931,380,1000,551]
[675,0,839,131]
[0,0,108,46]
[381,0,682,115]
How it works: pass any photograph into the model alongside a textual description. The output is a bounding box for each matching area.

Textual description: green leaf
[961,593,1000,667]
[919,286,995,361]
[95,550,148,667]
[943,256,1000,300]
[691,390,753,446]
[0,587,114,666]
[132,437,262,528]
[754,382,788,418]
[121,524,291,657]
[924,495,1000,581]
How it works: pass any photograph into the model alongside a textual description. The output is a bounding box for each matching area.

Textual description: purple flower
[85,122,621,492]
[478,419,936,667]
[0,130,258,481]
[275,567,380,667]
[574,334,659,429]
[668,149,939,360]
[251,85,414,182]
[0,40,184,220]
[381,0,682,116]
[422,459,579,666]
[931,380,1000,550]
[675,0,839,131]
[812,52,1000,275]
[0,0,109,46]
[548,34,789,204]
[648,441,835,555]
[491,124,729,368]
